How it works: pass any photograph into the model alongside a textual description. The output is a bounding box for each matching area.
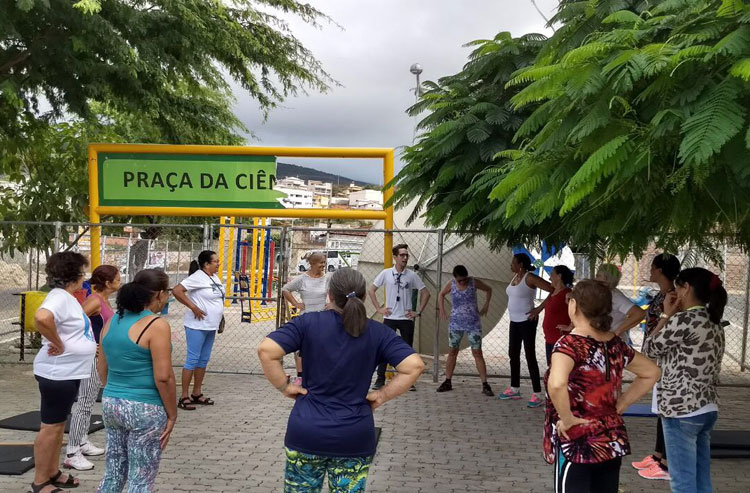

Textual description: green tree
[393,32,545,243]
[396,0,750,261]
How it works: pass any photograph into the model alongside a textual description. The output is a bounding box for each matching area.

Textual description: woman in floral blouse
[544,280,660,493]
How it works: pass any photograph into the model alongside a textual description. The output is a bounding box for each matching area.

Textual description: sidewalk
[1,364,749,492]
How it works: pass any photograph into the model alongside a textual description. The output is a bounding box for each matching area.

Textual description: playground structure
[87,144,395,329]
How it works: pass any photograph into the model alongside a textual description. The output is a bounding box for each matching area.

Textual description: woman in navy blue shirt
[258,268,425,492]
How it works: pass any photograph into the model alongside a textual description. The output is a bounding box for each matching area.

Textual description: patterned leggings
[284,447,372,492]
[67,356,101,454]
[97,397,166,493]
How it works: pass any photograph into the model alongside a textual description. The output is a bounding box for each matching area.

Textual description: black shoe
[482,383,494,397]
[409,385,417,392]
[436,380,453,392]
[372,380,385,390]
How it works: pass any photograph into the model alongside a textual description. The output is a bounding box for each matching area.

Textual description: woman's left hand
[479,305,489,316]
[556,416,591,440]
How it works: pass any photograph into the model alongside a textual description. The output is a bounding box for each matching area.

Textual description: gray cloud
[233,0,558,184]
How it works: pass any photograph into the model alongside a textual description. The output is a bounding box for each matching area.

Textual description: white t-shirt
[372,268,426,320]
[282,274,329,313]
[611,289,636,338]
[33,288,97,380]
[180,270,225,331]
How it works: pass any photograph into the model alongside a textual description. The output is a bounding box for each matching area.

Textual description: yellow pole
[88,147,101,270]
[217,217,227,281]
[224,217,236,307]
[249,218,260,311]
[383,149,395,270]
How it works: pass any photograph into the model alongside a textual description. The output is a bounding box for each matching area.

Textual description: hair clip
[346,291,357,298]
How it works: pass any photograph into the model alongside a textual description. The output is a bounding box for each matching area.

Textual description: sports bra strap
[135,316,162,345]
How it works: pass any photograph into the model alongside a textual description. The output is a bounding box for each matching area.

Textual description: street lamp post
[410,63,423,142]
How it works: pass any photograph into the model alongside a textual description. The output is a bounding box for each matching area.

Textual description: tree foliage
[395,0,750,259]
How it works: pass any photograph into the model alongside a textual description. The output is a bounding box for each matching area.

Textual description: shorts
[35,375,80,424]
[448,330,482,350]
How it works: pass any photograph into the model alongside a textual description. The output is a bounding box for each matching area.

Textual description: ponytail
[190,250,217,276]
[676,268,728,324]
[188,260,199,275]
[329,268,368,337]
[116,269,169,318]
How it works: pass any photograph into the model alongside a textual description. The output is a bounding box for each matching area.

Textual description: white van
[297,250,359,273]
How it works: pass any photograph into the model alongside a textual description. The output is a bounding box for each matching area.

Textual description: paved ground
[1,365,750,492]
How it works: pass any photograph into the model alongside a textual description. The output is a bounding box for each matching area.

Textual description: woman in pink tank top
[64,265,121,471]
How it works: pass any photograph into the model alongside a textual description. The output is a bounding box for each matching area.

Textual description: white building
[349,189,383,210]
[275,186,314,208]
[308,180,332,208]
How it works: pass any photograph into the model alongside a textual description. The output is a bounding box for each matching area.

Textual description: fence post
[433,229,444,382]
[275,226,289,329]
[53,221,62,252]
[741,256,750,372]
[203,223,211,251]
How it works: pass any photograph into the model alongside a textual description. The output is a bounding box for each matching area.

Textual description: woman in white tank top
[498,253,553,408]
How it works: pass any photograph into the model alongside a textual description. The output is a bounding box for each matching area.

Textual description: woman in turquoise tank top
[97,269,176,493]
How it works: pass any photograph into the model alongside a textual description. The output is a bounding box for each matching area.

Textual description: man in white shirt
[368,244,431,390]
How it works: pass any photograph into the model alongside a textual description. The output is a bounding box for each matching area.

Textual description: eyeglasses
[77,272,87,277]
[397,253,409,258]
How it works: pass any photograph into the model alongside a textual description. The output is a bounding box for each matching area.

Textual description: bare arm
[172,284,206,320]
[82,294,102,317]
[258,337,307,399]
[417,288,431,315]
[547,352,591,438]
[616,352,661,414]
[614,306,646,337]
[34,308,64,353]
[367,353,425,410]
[96,319,112,385]
[282,290,303,311]
[438,282,451,320]
[368,284,390,316]
[474,278,493,316]
[528,273,553,293]
[148,319,177,449]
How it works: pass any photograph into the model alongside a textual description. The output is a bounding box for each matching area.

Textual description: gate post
[433,229,444,382]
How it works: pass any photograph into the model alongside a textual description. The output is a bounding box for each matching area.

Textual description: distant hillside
[277,162,373,187]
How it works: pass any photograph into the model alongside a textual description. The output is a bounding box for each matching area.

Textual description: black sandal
[178,397,196,410]
[190,393,215,405]
[50,470,79,489]
[31,480,63,493]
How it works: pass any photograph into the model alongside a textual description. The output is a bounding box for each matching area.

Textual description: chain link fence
[2,221,750,385]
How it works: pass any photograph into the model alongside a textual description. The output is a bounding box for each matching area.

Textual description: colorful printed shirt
[449,278,481,334]
[543,334,636,464]
[645,291,667,335]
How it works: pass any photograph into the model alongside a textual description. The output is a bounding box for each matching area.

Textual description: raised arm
[616,352,660,414]
[614,305,646,337]
[82,294,102,317]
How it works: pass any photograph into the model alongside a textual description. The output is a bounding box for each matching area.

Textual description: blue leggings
[184,327,216,370]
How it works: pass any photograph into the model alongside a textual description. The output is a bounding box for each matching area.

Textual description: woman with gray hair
[258,268,424,491]
[595,264,646,344]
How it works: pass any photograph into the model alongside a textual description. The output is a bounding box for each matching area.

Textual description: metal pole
[741,256,750,371]
[125,234,132,283]
[164,240,169,272]
[433,229,444,382]
[176,240,182,279]
[204,223,211,251]
[27,250,32,291]
[275,226,288,329]
[53,221,62,252]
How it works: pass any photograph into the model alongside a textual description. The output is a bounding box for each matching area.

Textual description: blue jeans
[662,411,718,493]
[184,327,216,370]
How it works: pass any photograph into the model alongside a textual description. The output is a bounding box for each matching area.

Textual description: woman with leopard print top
[643,267,727,493]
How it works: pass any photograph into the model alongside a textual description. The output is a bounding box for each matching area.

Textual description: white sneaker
[80,442,105,456]
[64,452,94,471]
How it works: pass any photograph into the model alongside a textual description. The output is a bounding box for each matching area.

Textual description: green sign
[98,153,286,209]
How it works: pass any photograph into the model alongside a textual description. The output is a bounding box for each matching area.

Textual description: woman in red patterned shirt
[544,280,660,493]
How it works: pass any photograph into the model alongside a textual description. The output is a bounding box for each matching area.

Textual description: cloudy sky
[235,0,559,185]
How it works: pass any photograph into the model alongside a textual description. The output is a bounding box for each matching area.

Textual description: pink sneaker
[638,463,670,480]
[497,387,521,400]
[527,394,543,408]
[632,455,656,470]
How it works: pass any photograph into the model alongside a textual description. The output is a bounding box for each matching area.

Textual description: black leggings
[376,319,415,381]
[509,320,541,393]
[555,451,621,493]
